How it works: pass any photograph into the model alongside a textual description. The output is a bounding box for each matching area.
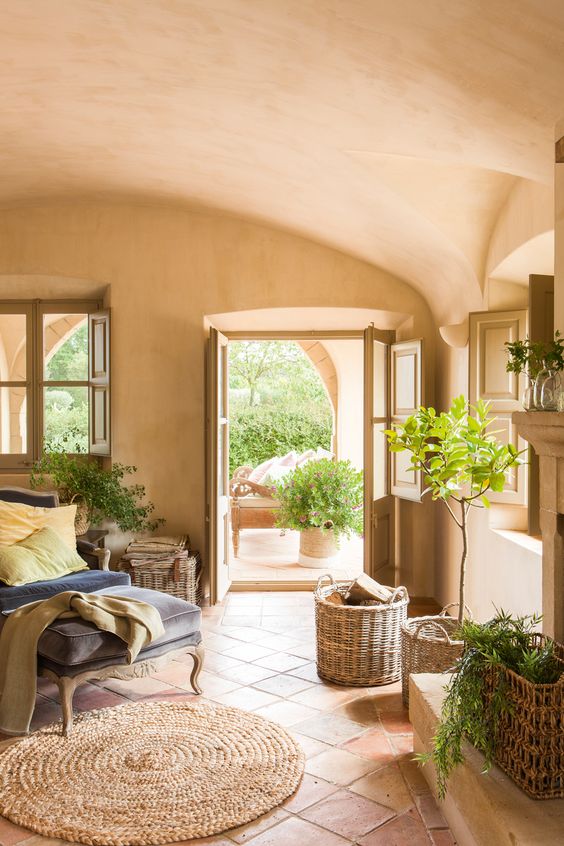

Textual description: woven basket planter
[483,634,564,799]
[314,574,409,686]
[72,500,91,536]
[118,552,202,606]
[299,527,339,568]
[401,606,467,707]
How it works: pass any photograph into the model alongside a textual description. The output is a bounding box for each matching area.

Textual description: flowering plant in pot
[273,458,363,567]
[385,396,525,704]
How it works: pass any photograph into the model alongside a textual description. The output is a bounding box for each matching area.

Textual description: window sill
[491,528,542,556]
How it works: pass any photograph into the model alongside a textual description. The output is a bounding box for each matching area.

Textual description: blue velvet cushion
[0,569,131,612]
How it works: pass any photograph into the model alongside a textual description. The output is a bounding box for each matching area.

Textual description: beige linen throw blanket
[0,591,164,735]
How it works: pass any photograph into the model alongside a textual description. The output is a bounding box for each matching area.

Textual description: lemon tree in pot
[385,396,525,705]
[273,458,363,568]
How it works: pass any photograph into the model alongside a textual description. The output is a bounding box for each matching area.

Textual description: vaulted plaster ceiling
[1,0,563,321]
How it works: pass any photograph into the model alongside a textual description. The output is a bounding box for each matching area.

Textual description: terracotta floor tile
[286,663,323,684]
[333,695,382,727]
[390,734,414,755]
[35,677,60,701]
[101,676,173,700]
[228,807,289,843]
[350,763,414,813]
[340,728,395,765]
[0,815,36,845]
[289,732,333,759]
[305,747,377,786]
[254,652,308,672]
[171,837,235,845]
[356,807,431,845]
[238,816,350,846]
[286,642,317,660]
[380,710,413,734]
[191,672,241,697]
[255,634,301,651]
[293,712,367,745]
[196,651,242,672]
[398,757,431,795]
[289,684,359,710]
[219,627,267,643]
[212,687,279,711]
[253,700,319,727]
[282,773,339,812]
[218,663,276,685]
[252,674,314,697]
[202,633,242,652]
[221,614,263,627]
[301,788,395,839]
[415,793,448,830]
[223,643,274,662]
[72,686,127,712]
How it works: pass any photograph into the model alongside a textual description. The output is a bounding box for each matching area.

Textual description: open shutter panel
[468,310,527,505]
[89,309,111,456]
[390,339,423,501]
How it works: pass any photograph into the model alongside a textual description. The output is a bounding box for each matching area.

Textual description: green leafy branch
[385,396,525,625]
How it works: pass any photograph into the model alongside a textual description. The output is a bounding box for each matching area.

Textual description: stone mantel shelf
[513,411,564,457]
[513,411,564,640]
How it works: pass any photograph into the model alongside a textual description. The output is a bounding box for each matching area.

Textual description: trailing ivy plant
[505,331,564,379]
[273,458,363,538]
[385,397,525,626]
[419,611,562,799]
[30,431,164,533]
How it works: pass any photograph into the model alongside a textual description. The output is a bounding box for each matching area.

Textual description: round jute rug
[0,700,305,846]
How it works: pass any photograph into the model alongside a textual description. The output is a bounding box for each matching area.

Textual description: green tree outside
[44,323,89,452]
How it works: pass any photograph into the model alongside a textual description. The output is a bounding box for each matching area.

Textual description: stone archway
[298,340,338,455]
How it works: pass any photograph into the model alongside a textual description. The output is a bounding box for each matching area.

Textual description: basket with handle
[400,603,471,707]
[314,574,409,686]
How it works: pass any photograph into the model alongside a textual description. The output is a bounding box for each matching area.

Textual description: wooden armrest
[230,478,276,498]
[95,547,111,571]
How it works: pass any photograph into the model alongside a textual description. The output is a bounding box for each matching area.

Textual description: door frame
[209,327,394,594]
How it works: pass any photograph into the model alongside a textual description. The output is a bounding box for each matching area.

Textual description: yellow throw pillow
[0,500,77,550]
[0,526,88,587]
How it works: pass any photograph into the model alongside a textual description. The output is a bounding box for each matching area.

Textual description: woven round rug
[0,700,305,846]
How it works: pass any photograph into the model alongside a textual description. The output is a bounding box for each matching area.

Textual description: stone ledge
[409,673,563,846]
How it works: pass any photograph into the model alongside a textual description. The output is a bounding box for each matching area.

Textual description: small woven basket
[118,552,202,606]
[72,498,91,536]
[484,634,563,799]
[300,528,338,560]
[314,574,409,686]
[401,604,468,707]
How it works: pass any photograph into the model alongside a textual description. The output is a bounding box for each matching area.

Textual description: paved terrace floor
[229,528,363,582]
[0,591,454,846]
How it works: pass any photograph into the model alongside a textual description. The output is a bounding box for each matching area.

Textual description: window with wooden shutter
[89,309,111,456]
[468,310,527,505]
[390,339,423,501]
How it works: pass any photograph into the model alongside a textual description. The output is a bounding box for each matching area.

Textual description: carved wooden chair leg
[189,642,205,694]
[56,675,79,736]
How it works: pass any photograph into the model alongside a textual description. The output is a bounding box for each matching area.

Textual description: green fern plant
[419,612,562,799]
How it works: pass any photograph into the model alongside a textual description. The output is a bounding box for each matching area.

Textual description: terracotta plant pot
[298,527,340,568]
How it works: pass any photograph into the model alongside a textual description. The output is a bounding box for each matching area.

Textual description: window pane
[44,314,88,380]
[0,386,27,453]
[0,314,27,379]
[44,386,88,453]
[373,422,387,499]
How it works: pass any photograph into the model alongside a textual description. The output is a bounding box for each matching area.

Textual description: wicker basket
[401,605,468,707]
[484,634,564,799]
[314,574,409,686]
[118,552,202,606]
[300,528,338,560]
[72,500,91,536]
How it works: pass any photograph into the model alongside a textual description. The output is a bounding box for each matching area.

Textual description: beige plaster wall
[0,201,437,598]
[434,339,542,620]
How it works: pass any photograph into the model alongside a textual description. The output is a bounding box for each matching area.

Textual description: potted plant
[30,444,164,536]
[273,458,363,567]
[420,611,563,800]
[505,331,564,409]
[385,396,524,704]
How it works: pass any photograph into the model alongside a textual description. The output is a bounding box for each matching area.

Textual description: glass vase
[521,378,536,411]
[537,367,563,411]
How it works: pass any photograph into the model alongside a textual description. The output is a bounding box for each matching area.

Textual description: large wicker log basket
[315,574,409,686]
[401,603,471,707]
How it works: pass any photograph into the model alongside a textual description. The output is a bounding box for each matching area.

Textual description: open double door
[207,326,422,604]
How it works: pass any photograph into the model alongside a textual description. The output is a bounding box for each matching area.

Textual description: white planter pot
[298,527,340,568]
